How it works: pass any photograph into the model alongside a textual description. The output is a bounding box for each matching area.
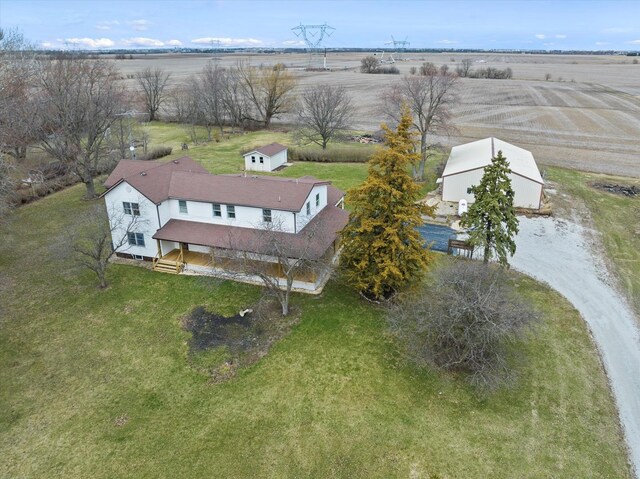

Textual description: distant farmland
[112,52,640,177]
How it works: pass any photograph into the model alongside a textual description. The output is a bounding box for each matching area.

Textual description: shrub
[273,63,286,71]
[288,145,373,163]
[409,66,417,75]
[139,146,173,161]
[375,65,400,74]
[360,56,379,73]
[388,261,540,392]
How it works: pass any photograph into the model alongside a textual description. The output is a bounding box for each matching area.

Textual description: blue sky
[1,0,639,50]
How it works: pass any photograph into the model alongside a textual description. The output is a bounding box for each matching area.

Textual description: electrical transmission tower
[291,23,335,69]
[385,35,410,62]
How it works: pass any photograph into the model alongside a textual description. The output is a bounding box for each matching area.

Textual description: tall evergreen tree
[461,150,519,266]
[340,106,434,301]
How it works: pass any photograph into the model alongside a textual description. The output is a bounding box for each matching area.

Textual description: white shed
[441,138,544,209]
[243,143,288,172]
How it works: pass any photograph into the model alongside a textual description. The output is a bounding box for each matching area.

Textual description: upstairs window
[179,200,188,214]
[306,202,311,215]
[251,155,256,163]
[227,205,236,219]
[259,156,264,164]
[212,203,222,217]
[127,232,145,247]
[263,208,272,223]
[123,202,140,216]
[315,193,320,207]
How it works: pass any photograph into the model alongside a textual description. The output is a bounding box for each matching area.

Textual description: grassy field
[0,172,631,476]
[547,167,640,315]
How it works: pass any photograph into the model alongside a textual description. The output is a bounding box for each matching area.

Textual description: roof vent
[140,172,147,176]
[173,159,179,164]
[278,195,281,202]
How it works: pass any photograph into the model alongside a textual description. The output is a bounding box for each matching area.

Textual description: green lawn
[547,167,640,315]
[0,178,630,476]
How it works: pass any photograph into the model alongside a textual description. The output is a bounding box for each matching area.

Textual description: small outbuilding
[440,137,544,209]
[243,143,288,172]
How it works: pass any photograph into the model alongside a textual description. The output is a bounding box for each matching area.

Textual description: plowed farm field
[113,52,640,176]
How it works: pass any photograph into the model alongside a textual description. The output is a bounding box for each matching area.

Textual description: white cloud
[96,20,120,31]
[555,34,567,39]
[191,36,263,46]
[436,39,457,44]
[40,41,55,49]
[282,40,305,46]
[166,39,183,46]
[595,41,610,46]
[122,37,165,47]
[535,34,546,39]
[64,37,115,48]
[129,19,150,31]
[629,40,640,44]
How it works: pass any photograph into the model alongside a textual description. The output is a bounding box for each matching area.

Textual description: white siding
[442,169,542,209]
[296,184,327,232]
[104,181,159,258]
[244,149,287,172]
[165,198,296,232]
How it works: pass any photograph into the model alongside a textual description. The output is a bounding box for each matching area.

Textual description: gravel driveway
[511,216,640,478]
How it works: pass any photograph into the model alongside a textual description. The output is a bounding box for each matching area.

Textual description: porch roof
[153,205,349,260]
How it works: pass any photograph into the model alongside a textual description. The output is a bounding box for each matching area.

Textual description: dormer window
[263,209,272,223]
[306,202,310,215]
[227,205,236,219]
[259,156,264,164]
[179,200,188,214]
[315,193,320,207]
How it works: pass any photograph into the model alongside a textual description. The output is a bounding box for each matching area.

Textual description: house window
[179,200,188,214]
[263,208,272,223]
[212,203,222,217]
[227,205,236,219]
[259,156,264,164]
[123,202,140,216]
[251,156,256,163]
[466,187,473,194]
[315,193,320,207]
[128,232,145,247]
[306,202,310,215]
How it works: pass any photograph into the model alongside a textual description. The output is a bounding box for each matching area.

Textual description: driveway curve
[511,216,640,478]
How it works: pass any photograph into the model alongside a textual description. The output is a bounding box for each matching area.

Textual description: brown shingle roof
[245,142,287,157]
[103,157,209,203]
[153,205,349,260]
[170,172,331,212]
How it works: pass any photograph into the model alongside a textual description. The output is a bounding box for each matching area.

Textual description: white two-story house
[102,157,348,292]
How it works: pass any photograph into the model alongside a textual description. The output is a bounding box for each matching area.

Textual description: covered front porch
[152,244,212,274]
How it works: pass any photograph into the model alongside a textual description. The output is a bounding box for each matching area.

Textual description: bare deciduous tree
[221,67,249,133]
[0,28,38,161]
[136,67,171,121]
[297,84,354,150]
[455,58,473,77]
[0,154,15,221]
[73,202,146,289]
[382,65,458,180]
[388,261,540,392]
[360,56,379,73]
[37,57,126,198]
[212,217,331,316]
[236,62,297,128]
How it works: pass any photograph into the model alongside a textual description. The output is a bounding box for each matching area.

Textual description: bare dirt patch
[592,182,639,197]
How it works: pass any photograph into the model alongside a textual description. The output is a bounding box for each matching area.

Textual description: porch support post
[156,239,162,256]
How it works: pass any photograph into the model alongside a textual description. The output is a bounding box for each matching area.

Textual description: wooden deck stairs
[152,249,184,274]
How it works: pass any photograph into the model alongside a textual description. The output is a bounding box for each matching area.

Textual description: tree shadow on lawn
[180,301,300,383]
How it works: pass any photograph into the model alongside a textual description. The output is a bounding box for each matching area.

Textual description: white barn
[441,138,544,209]
[243,143,288,172]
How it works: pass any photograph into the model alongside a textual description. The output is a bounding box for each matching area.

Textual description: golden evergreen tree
[340,106,434,301]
